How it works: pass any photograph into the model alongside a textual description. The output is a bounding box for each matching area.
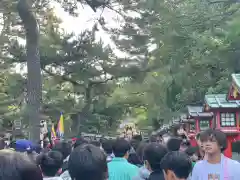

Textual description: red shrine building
[185,106,213,146]
[177,74,240,158]
[187,106,213,132]
[162,74,240,158]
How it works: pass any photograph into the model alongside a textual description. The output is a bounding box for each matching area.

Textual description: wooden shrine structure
[161,74,240,158]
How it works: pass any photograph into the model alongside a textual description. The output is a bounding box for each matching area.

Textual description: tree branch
[42,68,85,86]
[43,68,114,86]
[90,76,114,86]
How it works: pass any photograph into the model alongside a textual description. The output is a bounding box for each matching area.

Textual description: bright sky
[53,3,124,55]
[0,3,130,73]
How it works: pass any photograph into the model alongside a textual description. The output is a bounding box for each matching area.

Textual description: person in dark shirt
[37,151,63,179]
[90,140,101,148]
[101,139,114,162]
[52,141,72,173]
[143,143,168,180]
[68,144,108,180]
[128,139,142,166]
[161,151,192,180]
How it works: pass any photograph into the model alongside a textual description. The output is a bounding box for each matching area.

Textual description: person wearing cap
[15,139,33,152]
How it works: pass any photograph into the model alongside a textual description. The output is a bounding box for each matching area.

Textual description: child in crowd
[191,129,240,180]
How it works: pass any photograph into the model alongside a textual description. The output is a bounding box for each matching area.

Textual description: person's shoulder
[44,177,64,180]
[60,170,71,180]
[127,162,139,170]
[224,157,240,175]
[193,160,205,170]
[195,160,205,166]
[225,157,240,166]
[107,160,114,166]
[107,159,122,168]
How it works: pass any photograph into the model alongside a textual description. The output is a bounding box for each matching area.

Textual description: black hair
[160,151,192,179]
[0,151,43,180]
[52,141,72,160]
[130,139,140,151]
[143,143,168,171]
[200,128,227,151]
[166,137,182,151]
[112,138,131,157]
[136,142,148,164]
[74,138,88,149]
[132,135,142,141]
[37,151,63,177]
[101,139,113,154]
[128,153,141,166]
[90,140,101,147]
[184,146,197,156]
[68,144,107,180]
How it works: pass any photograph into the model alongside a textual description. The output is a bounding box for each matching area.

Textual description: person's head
[179,139,190,152]
[68,144,107,180]
[37,151,63,177]
[112,138,131,158]
[161,151,192,180]
[73,138,88,149]
[0,150,43,180]
[130,139,140,151]
[143,143,168,172]
[177,126,185,136]
[15,139,33,153]
[52,141,72,160]
[136,142,148,164]
[166,137,182,151]
[200,129,227,155]
[101,139,113,154]
[90,140,101,147]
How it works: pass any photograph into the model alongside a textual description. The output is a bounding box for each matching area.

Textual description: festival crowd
[0,128,240,180]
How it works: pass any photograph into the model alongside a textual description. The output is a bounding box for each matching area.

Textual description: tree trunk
[17,0,42,141]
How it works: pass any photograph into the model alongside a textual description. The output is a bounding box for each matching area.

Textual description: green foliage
[99,0,240,129]
[2,0,240,135]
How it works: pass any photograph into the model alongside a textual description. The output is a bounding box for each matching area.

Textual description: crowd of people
[0,128,240,180]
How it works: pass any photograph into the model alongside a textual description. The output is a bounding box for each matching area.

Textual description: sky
[53,3,124,55]
[4,3,125,73]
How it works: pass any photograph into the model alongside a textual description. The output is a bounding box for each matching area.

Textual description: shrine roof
[232,74,240,88]
[187,106,213,117]
[205,94,240,108]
